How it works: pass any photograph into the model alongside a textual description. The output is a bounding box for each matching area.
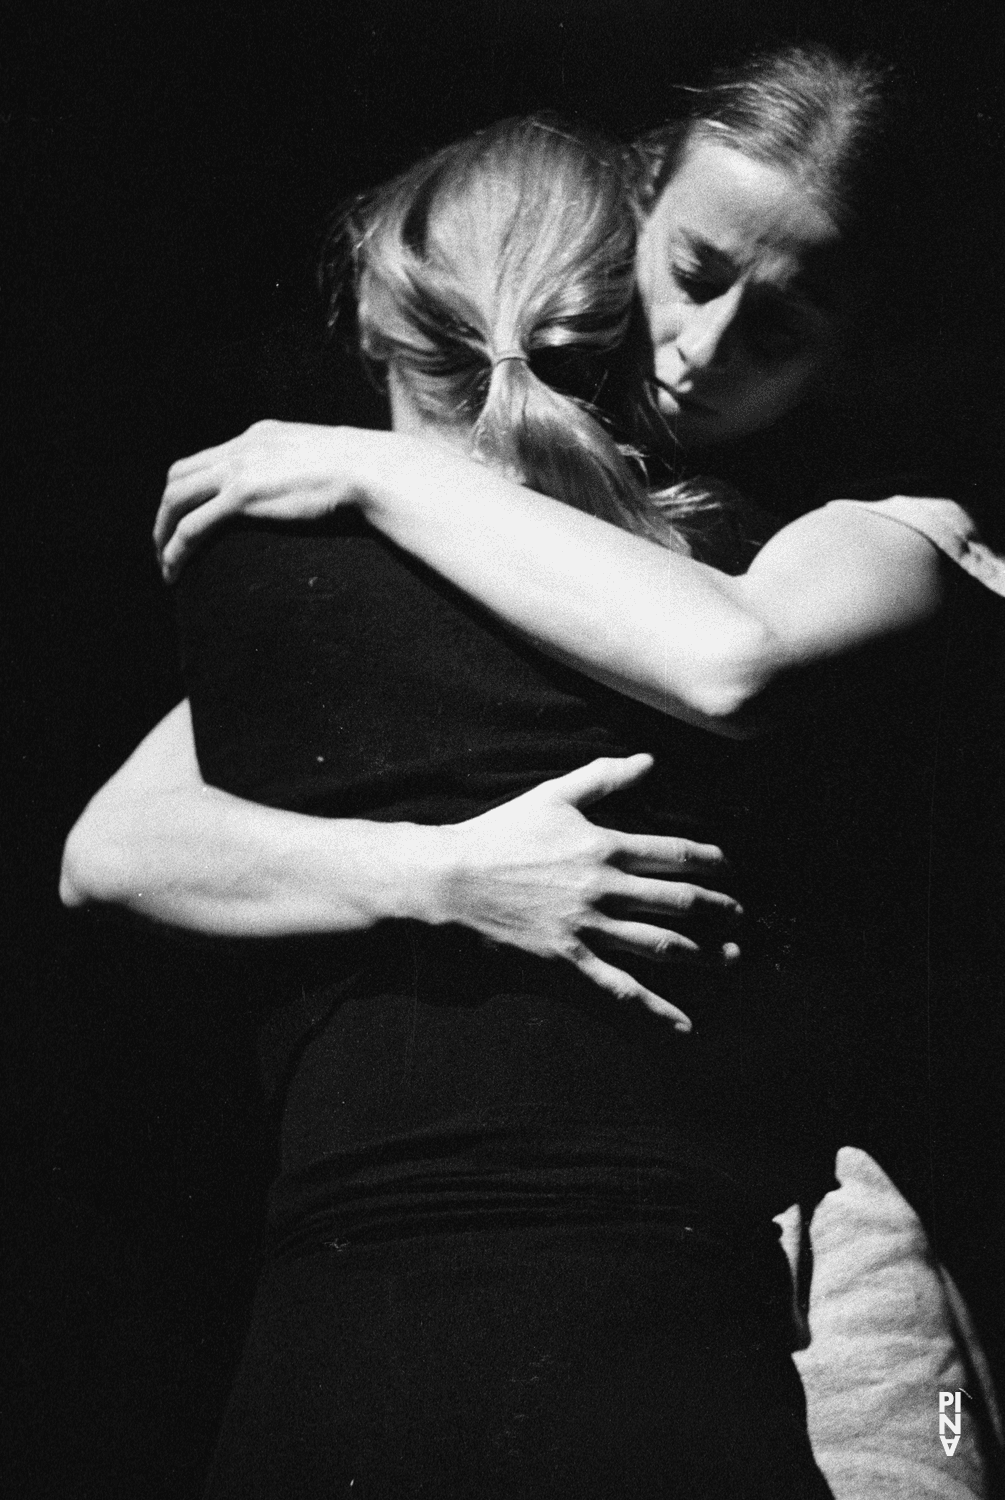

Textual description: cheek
[709,359,823,443]
[746,358,822,422]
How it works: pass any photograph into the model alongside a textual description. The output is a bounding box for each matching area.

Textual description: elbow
[59,806,128,910]
[59,825,95,908]
[684,680,772,740]
[688,670,767,726]
[678,622,786,737]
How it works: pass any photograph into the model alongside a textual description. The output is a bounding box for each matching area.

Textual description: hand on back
[156,420,365,581]
[437,753,740,1030]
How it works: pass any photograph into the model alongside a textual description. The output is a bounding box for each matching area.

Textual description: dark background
[4,2,1005,1494]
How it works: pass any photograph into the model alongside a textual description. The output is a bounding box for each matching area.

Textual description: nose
[675,283,746,373]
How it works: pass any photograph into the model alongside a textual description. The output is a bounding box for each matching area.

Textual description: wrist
[381,822,462,928]
[349,430,462,528]
[335,427,404,521]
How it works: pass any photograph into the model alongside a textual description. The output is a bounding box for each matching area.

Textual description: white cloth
[776,1147,1002,1499]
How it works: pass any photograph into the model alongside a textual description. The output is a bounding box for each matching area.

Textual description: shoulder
[749,499,947,574]
[822,497,1005,601]
[737,500,949,667]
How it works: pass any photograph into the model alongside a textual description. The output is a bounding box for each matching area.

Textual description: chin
[661,405,730,448]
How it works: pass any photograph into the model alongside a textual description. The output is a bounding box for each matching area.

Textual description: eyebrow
[679,234,741,277]
[680,232,831,310]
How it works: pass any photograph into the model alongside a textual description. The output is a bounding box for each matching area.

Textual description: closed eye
[672,266,728,304]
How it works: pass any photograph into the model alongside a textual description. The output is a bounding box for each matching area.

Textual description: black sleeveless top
[177,516,824,1257]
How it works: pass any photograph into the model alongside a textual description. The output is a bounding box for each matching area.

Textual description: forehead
[643,137,840,294]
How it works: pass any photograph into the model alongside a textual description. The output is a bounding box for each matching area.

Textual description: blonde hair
[327,116,694,546]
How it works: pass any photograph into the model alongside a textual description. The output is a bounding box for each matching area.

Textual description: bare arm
[354,437,947,726]
[61,702,741,1026]
[59,701,445,938]
[156,424,948,732]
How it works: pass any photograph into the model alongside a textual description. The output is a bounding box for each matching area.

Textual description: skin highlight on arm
[61,704,739,1025]
[352,430,948,729]
[60,700,450,938]
[156,421,948,736]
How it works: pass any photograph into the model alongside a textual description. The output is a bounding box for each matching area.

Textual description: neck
[386,365,474,456]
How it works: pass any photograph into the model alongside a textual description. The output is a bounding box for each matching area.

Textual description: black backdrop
[5,3,1005,1495]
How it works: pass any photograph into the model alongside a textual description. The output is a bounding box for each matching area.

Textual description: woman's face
[636,137,842,447]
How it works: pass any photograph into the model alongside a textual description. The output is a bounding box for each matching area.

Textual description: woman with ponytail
[65,115,845,1497]
[347,115,669,539]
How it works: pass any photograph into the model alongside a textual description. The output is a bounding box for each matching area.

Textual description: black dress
[177,516,834,1500]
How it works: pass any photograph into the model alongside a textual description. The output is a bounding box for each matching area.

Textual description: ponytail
[472,344,663,534]
[328,115,711,550]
